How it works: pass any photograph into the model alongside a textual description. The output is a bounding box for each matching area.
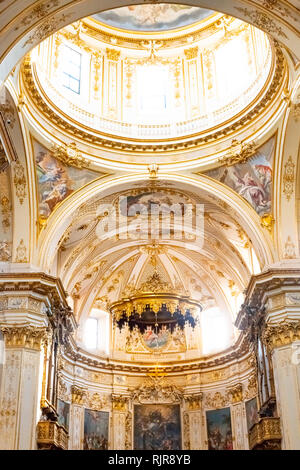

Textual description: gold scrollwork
[283,156,295,201]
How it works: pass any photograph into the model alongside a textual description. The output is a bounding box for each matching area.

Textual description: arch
[38,172,275,272]
[0,1,299,85]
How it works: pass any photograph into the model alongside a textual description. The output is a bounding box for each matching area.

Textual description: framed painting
[57,399,70,430]
[245,397,259,432]
[134,404,181,450]
[206,407,233,450]
[83,409,109,450]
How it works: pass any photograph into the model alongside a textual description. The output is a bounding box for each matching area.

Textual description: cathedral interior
[0,0,300,451]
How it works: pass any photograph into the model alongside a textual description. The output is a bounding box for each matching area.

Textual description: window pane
[84,318,98,349]
[62,45,81,94]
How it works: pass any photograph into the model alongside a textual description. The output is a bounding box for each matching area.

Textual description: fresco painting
[93,5,213,32]
[134,404,181,450]
[34,140,99,218]
[83,409,109,450]
[206,407,233,450]
[142,327,170,351]
[205,137,275,216]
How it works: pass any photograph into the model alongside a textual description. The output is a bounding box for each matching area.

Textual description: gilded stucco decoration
[131,377,183,404]
[0,325,47,350]
[235,7,288,38]
[23,14,72,47]
[52,142,90,169]
[219,139,256,167]
[13,159,26,204]
[282,156,295,201]
[15,0,60,30]
[204,391,229,409]
[263,320,300,353]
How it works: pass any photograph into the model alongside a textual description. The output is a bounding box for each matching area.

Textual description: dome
[23,6,276,161]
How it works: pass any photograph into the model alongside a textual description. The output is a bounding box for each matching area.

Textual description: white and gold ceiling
[1,3,300,366]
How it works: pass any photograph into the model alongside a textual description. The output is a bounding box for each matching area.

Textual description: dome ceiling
[92,4,214,32]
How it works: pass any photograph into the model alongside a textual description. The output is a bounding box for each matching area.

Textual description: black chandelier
[115,302,198,334]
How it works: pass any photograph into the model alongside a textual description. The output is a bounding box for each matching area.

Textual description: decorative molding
[131,377,183,404]
[13,159,26,204]
[184,47,198,60]
[262,0,298,22]
[235,7,288,39]
[15,0,60,31]
[23,14,71,48]
[263,320,300,352]
[51,142,90,169]
[204,391,229,409]
[106,48,120,61]
[85,391,110,410]
[282,156,295,201]
[219,139,256,166]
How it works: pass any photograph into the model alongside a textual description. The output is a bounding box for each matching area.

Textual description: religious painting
[57,399,70,430]
[206,407,233,450]
[93,5,213,32]
[83,409,109,450]
[245,397,259,432]
[134,404,181,450]
[118,190,192,217]
[142,327,170,351]
[33,140,99,218]
[205,137,275,216]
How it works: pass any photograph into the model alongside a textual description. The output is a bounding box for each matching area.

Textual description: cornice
[62,329,252,374]
[20,41,286,155]
[0,272,69,306]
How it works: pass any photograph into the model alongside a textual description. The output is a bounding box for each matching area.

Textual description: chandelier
[110,272,201,334]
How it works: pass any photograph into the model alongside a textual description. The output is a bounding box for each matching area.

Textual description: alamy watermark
[95,196,205,251]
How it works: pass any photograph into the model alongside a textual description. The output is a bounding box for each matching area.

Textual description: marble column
[111,396,130,450]
[0,325,46,449]
[264,320,300,449]
[183,395,202,450]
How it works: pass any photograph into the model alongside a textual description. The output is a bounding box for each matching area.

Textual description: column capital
[0,324,48,350]
[71,385,86,405]
[262,320,300,353]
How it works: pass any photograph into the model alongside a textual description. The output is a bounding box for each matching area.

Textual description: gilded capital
[71,385,86,405]
[227,383,243,403]
[263,320,300,353]
[185,393,203,410]
[0,325,48,350]
[112,394,129,411]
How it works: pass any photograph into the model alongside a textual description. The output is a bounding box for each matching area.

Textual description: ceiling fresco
[92,4,214,32]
